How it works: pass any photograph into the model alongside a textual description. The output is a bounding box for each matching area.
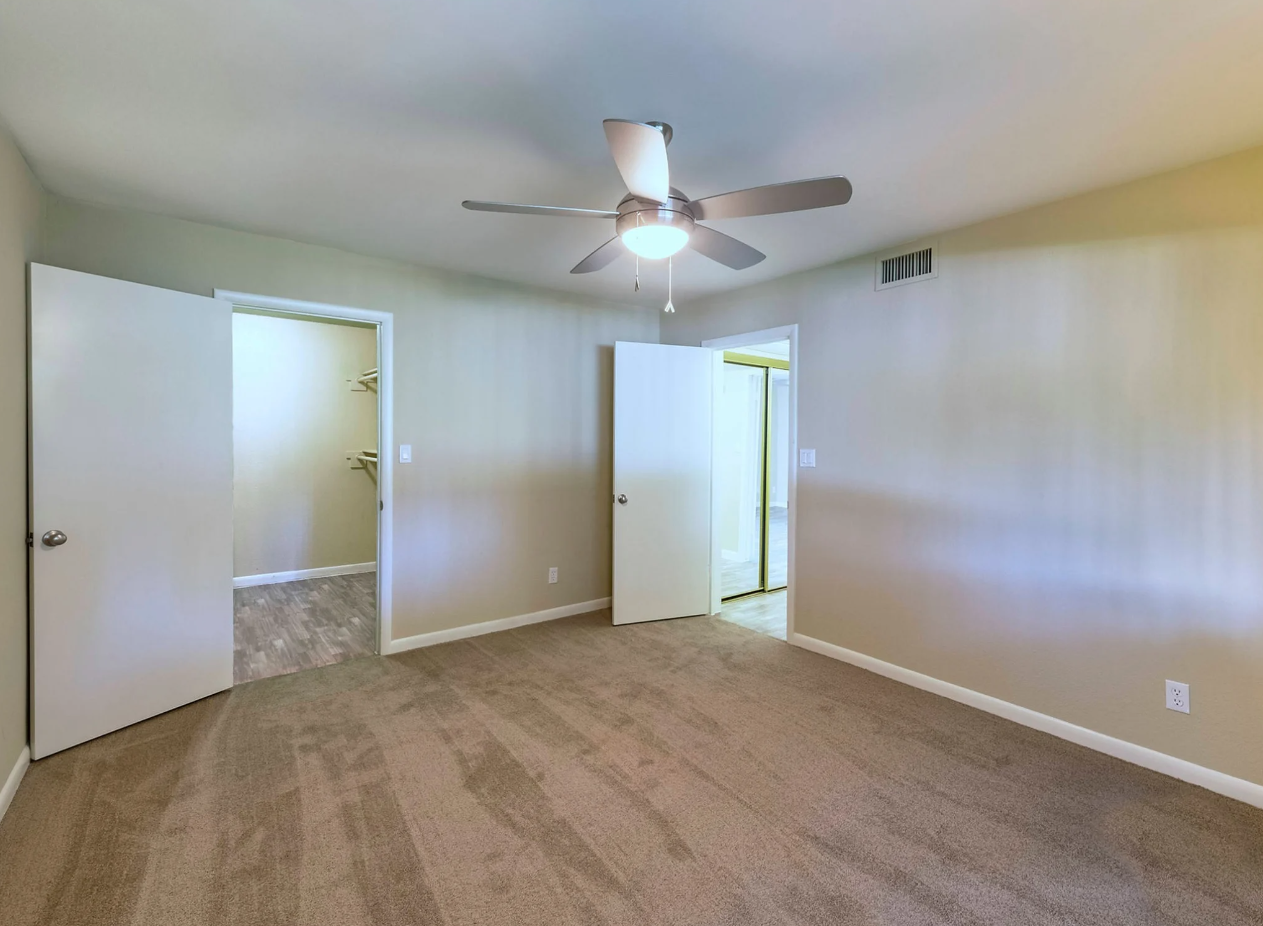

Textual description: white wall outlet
[799,448,816,467]
[398,444,412,464]
[548,567,558,584]
[1166,679,1190,714]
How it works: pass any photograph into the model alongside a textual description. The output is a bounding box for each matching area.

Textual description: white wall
[41,196,658,642]
[233,312,378,578]
[664,144,1263,788]
[0,129,40,779]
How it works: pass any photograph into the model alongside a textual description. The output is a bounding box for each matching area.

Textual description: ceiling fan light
[621,225,689,260]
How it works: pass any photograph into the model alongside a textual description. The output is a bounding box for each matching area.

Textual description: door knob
[42,530,68,547]
[616,494,628,505]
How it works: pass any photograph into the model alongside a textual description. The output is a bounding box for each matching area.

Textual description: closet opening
[713,339,791,639]
[229,307,381,684]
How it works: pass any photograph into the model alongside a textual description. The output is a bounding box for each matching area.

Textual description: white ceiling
[3,1,1262,304]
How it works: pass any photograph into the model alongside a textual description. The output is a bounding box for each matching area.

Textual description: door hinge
[26,532,34,548]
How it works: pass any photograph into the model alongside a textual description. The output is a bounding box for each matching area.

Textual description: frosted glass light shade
[621,225,689,260]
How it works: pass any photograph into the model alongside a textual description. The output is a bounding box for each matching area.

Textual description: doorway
[216,289,395,679]
[702,327,797,641]
[29,268,397,758]
[717,347,789,598]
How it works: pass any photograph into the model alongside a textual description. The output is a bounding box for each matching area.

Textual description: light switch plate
[399,444,412,464]
[799,448,816,467]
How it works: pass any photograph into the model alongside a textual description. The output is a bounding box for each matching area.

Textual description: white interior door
[612,341,712,625]
[31,264,234,759]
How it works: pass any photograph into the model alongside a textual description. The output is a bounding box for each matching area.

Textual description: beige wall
[232,312,378,578]
[0,130,41,774]
[41,197,658,642]
[664,145,1263,787]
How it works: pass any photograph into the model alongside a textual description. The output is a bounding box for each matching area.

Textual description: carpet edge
[791,632,1263,810]
[387,598,612,654]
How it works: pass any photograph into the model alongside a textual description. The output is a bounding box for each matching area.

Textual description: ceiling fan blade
[570,236,627,274]
[688,225,765,270]
[602,120,670,204]
[462,201,618,218]
[688,176,852,221]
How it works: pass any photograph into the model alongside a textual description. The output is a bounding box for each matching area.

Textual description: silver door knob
[42,530,68,547]
[616,494,628,505]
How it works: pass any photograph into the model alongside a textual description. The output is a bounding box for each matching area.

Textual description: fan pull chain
[664,256,675,313]
[634,255,640,293]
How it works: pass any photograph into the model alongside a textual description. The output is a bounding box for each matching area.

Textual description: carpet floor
[2,610,1261,925]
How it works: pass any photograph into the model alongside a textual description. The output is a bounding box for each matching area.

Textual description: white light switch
[799,448,816,467]
[399,444,412,464]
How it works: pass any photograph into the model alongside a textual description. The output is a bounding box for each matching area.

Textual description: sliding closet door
[765,366,790,591]
[30,264,234,759]
[716,361,766,598]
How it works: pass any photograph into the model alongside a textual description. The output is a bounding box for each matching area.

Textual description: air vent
[875,243,937,290]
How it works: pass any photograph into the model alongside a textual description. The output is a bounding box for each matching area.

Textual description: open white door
[612,341,712,625]
[31,264,234,759]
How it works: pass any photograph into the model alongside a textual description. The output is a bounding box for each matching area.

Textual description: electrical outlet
[1166,679,1190,714]
[799,448,816,467]
[548,567,558,584]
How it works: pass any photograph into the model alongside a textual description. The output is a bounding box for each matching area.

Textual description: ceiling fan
[462,119,853,280]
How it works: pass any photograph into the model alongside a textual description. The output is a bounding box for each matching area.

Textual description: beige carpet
[2,610,1261,925]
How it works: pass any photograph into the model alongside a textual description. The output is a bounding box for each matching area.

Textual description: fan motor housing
[615,189,696,238]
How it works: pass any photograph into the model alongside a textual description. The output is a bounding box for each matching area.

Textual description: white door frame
[214,289,394,655]
[701,325,798,640]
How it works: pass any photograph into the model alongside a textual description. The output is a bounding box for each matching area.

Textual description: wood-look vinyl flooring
[233,572,377,685]
[718,588,787,640]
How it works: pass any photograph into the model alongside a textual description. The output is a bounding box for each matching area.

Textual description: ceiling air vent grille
[875,243,937,290]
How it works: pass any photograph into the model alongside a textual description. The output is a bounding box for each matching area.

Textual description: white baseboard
[388,597,611,655]
[791,632,1263,810]
[0,746,30,824]
[233,562,376,588]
